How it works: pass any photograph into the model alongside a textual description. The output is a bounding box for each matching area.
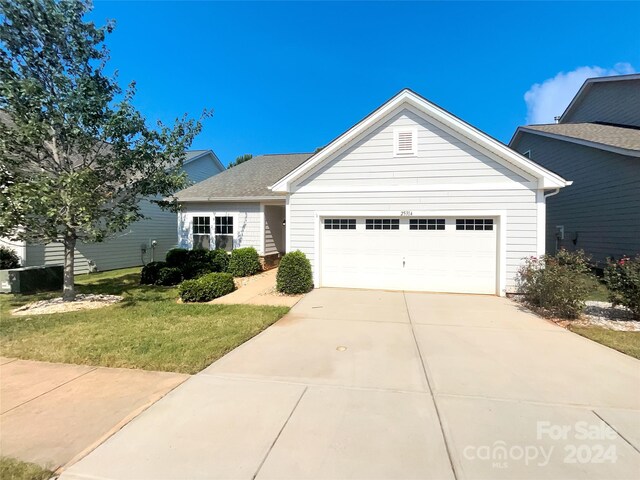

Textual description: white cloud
[524,63,636,124]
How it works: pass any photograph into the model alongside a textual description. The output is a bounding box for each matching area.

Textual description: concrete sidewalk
[209,268,302,307]
[60,289,640,480]
[0,358,187,471]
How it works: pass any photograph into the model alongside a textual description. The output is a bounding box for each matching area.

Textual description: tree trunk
[62,235,76,302]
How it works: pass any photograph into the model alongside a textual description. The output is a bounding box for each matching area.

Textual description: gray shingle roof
[175,153,313,201]
[522,123,640,152]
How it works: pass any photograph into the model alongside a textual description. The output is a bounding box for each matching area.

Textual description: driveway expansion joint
[403,291,459,480]
[252,386,308,480]
[591,409,640,455]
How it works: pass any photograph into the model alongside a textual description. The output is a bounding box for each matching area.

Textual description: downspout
[544,188,561,253]
[544,188,560,199]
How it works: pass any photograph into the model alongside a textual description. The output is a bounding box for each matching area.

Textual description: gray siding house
[1,150,225,274]
[176,89,569,295]
[510,74,640,266]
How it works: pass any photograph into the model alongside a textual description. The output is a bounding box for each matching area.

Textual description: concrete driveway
[61,289,640,480]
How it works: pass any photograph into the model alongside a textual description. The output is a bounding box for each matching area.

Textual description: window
[192,216,211,249]
[410,219,445,230]
[324,219,356,230]
[215,216,233,251]
[394,128,417,156]
[366,219,400,230]
[456,219,494,231]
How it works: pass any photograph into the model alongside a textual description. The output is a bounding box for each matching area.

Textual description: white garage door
[320,217,497,294]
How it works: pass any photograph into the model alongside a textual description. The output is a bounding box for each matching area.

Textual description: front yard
[568,325,640,360]
[0,268,289,374]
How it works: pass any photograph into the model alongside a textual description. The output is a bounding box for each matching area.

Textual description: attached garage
[319,215,498,294]
[271,90,569,296]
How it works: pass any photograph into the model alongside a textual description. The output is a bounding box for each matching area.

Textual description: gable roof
[174,153,313,201]
[270,89,569,192]
[559,73,640,124]
[512,123,640,157]
[184,149,226,171]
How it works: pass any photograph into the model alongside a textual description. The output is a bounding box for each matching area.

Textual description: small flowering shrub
[517,249,593,319]
[604,255,640,319]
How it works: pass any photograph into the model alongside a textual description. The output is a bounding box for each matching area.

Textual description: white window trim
[213,213,237,251]
[190,214,212,250]
[393,127,418,157]
[314,210,507,296]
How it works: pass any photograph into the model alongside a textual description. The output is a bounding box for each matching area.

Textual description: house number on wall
[400,211,413,216]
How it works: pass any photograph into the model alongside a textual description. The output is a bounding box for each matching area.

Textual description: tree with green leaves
[0,0,210,300]
[228,153,252,168]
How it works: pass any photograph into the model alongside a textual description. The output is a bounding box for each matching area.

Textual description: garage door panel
[320,217,497,294]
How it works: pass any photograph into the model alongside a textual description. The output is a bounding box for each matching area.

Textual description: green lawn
[0,268,289,374]
[569,326,640,360]
[0,457,53,480]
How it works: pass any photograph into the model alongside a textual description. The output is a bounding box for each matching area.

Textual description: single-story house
[510,74,640,266]
[175,90,570,295]
[1,150,225,274]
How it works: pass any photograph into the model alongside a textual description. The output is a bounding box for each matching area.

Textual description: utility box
[0,265,64,294]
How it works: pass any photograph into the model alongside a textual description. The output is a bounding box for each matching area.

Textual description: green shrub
[0,246,20,269]
[517,249,593,319]
[208,249,230,273]
[182,249,215,279]
[604,255,640,319]
[156,267,183,286]
[165,248,190,268]
[277,250,313,294]
[227,247,261,277]
[179,272,235,302]
[140,261,167,285]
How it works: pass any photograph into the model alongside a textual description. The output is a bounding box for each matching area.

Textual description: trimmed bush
[140,261,167,285]
[517,249,593,319]
[182,249,215,279]
[277,250,313,294]
[156,267,183,286]
[165,248,190,268]
[179,272,235,302]
[227,247,261,277]
[208,249,230,273]
[0,246,20,269]
[604,255,640,319]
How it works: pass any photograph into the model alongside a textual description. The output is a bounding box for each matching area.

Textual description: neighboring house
[510,74,640,266]
[1,150,225,274]
[175,89,569,295]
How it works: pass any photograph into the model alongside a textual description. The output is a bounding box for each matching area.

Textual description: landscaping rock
[11,294,123,316]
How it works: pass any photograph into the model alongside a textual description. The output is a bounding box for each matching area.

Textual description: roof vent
[394,128,417,156]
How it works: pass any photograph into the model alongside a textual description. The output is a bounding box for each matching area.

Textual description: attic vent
[394,128,417,156]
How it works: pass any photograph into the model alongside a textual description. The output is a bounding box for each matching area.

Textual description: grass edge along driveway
[0,268,289,374]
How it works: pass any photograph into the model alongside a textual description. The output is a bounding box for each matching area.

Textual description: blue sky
[90,1,640,166]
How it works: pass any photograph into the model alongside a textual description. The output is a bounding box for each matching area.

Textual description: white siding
[264,205,285,255]
[178,202,262,252]
[288,107,539,292]
[296,107,534,190]
[0,238,26,266]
